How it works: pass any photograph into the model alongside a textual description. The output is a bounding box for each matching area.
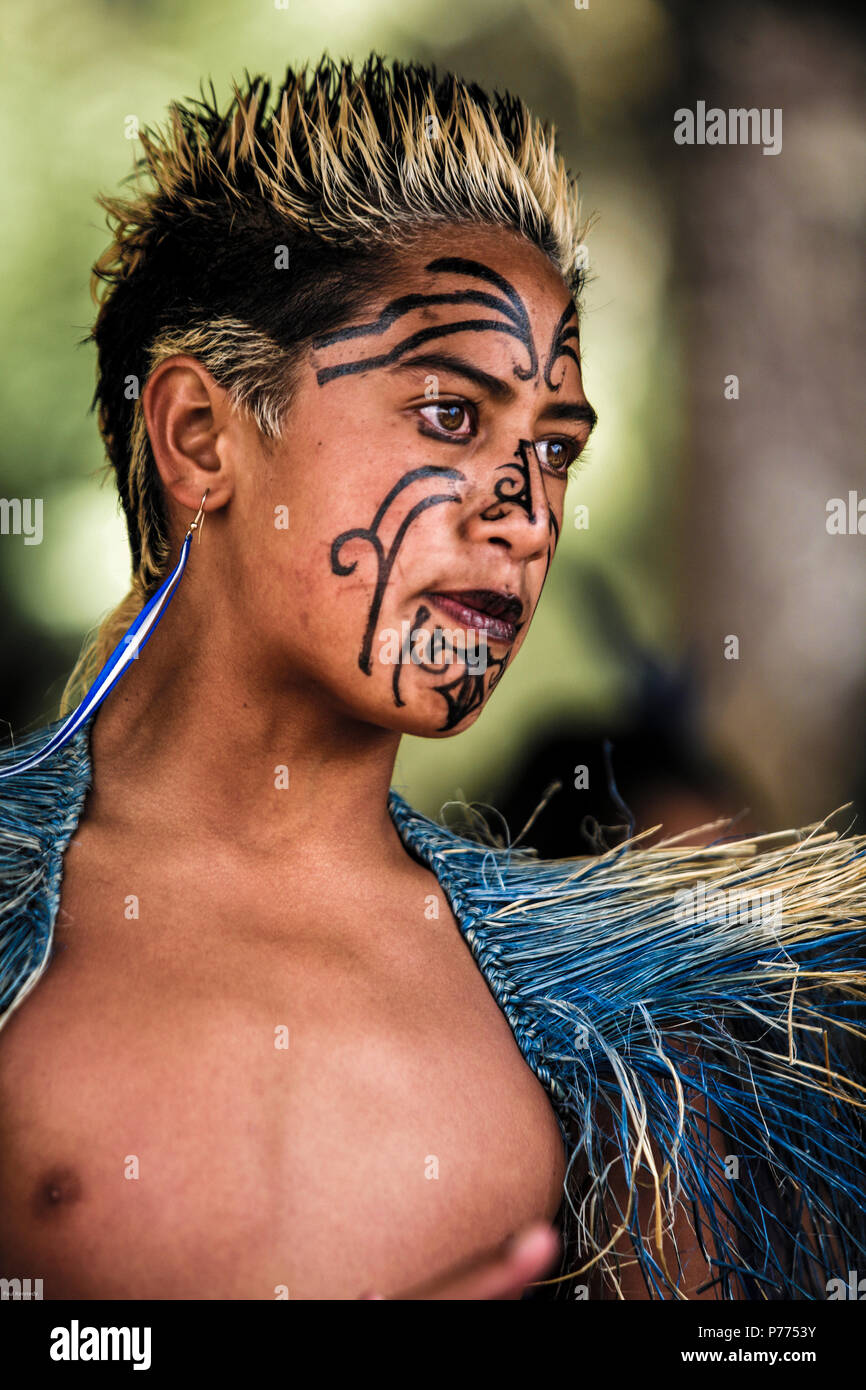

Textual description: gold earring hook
[187,489,210,544]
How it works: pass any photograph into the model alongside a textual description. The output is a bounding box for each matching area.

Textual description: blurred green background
[2,0,864,838]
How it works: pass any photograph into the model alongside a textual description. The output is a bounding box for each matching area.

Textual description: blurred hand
[358,1221,560,1300]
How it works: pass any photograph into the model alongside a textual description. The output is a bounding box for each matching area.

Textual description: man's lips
[422,589,525,643]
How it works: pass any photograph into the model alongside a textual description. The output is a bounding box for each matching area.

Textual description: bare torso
[0,808,567,1299]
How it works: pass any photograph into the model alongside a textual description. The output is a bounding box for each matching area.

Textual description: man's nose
[461,440,554,562]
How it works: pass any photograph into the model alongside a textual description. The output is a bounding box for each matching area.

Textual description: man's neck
[84,600,405,872]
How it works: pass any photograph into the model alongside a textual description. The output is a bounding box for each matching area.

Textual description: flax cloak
[1,713,865,1300]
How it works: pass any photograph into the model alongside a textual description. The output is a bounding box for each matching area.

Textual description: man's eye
[418,402,475,436]
[534,438,580,473]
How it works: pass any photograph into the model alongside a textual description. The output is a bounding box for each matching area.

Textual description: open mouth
[423,589,524,644]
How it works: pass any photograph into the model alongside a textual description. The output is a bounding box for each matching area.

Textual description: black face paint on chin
[313,258,539,385]
[388,595,521,729]
[432,650,511,731]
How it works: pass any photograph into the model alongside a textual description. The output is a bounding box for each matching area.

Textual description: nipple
[32,1166,82,1217]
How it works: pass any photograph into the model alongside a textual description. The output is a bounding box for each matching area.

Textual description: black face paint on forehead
[543,303,581,391]
[313,258,539,385]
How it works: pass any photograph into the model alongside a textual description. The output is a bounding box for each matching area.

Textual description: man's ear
[142,355,234,518]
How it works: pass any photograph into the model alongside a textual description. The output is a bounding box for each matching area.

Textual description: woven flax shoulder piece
[3,714,866,1299]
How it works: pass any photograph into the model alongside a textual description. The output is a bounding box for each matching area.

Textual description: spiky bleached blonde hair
[61,55,589,713]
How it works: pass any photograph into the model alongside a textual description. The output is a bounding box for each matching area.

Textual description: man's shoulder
[0,718,92,1024]
[0,718,91,843]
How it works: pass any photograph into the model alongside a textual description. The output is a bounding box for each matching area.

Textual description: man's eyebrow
[540,401,599,433]
[397,353,598,433]
[394,353,515,400]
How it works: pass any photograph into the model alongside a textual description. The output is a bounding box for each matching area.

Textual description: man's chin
[366,695,488,740]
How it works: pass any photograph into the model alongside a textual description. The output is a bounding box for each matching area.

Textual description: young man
[1,58,864,1301]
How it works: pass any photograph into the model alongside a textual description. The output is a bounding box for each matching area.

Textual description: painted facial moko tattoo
[329,465,465,680]
[316,257,593,731]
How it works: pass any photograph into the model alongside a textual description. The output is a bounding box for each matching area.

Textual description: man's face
[245,225,597,737]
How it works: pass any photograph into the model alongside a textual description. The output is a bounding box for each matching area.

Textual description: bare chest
[0,833,567,1299]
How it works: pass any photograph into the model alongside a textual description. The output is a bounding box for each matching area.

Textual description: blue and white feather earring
[0,489,210,780]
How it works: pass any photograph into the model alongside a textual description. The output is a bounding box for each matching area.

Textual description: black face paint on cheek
[543,303,580,391]
[392,603,430,707]
[481,439,536,525]
[313,259,539,385]
[330,466,464,676]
